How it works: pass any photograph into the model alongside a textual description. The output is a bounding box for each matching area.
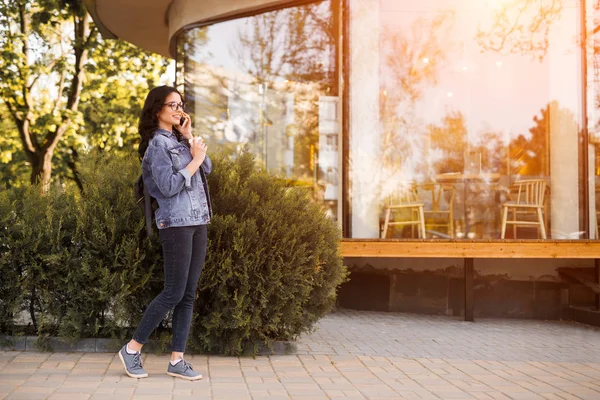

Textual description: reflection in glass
[178,0,339,219]
[350,0,585,239]
[590,0,600,239]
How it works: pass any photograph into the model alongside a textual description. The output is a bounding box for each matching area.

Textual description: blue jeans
[133,224,207,352]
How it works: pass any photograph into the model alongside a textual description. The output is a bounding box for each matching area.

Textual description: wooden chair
[381,187,426,239]
[418,183,455,238]
[500,179,547,239]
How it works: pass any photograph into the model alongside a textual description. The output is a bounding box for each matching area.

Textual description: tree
[471,130,507,174]
[72,38,168,189]
[510,105,551,176]
[427,111,468,174]
[0,0,168,187]
[229,1,337,179]
[509,101,576,176]
[381,12,453,105]
[0,0,92,186]
[476,0,564,61]
[0,102,30,187]
[378,11,453,186]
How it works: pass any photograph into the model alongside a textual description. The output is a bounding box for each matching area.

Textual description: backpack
[134,175,156,237]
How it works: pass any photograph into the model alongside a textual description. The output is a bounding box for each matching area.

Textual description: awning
[83,0,172,57]
[83,0,297,58]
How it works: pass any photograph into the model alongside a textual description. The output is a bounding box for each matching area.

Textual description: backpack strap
[143,180,153,237]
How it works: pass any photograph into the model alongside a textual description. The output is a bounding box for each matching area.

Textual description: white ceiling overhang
[84,0,301,58]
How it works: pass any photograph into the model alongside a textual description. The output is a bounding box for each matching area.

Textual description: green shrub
[0,187,23,334]
[0,152,161,341]
[0,149,347,355]
[0,183,77,336]
[189,150,347,355]
[58,151,161,340]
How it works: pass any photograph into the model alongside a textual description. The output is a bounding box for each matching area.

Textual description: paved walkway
[1,310,600,400]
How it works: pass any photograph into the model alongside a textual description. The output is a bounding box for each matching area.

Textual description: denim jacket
[142,128,212,229]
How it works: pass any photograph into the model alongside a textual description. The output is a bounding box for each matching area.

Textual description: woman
[118,85,211,381]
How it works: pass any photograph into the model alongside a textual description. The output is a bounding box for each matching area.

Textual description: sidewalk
[1,310,600,399]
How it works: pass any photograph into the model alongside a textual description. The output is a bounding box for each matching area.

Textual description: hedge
[0,150,347,355]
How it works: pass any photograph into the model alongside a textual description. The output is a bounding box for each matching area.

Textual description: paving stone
[134,386,174,395]
[50,391,95,400]
[113,387,136,397]
[5,393,53,400]
[7,386,55,396]
[0,311,598,399]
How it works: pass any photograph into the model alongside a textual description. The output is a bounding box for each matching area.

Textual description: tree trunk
[29,287,37,332]
[15,12,92,189]
[29,149,54,189]
[67,146,84,192]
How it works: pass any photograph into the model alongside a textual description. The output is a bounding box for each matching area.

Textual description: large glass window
[177,0,340,219]
[589,0,600,239]
[349,0,588,239]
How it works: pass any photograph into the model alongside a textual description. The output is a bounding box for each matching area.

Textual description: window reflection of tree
[476,0,563,61]
[511,103,547,176]
[475,2,584,179]
[472,131,506,174]
[181,29,243,156]
[475,0,585,237]
[427,111,467,174]
[379,12,453,199]
[181,1,338,211]
[474,0,575,175]
[230,2,337,183]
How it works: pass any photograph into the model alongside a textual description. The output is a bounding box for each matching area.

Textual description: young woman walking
[118,85,211,381]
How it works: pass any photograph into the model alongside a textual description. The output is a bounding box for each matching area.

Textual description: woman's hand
[178,112,193,139]
[184,137,207,177]
[190,137,207,164]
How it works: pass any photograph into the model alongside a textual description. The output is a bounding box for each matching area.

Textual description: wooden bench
[340,239,600,321]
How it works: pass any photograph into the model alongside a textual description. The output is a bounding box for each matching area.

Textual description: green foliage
[0,150,346,354]
[0,151,161,340]
[55,151,157,340]
[0,187,23,333]
[0,0,169,187]
[0,182,77,335]
[0,103,28,187]
[189,150,347,355]
[79,39,169,154]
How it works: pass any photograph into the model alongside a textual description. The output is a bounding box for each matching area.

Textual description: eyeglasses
[163,102,185,111]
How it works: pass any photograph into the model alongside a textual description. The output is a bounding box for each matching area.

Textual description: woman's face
[156,91,184,130]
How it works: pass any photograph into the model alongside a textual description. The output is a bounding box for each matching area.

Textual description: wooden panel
[340,239,600,259]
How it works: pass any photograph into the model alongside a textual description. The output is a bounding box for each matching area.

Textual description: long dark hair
[138,85,187,158]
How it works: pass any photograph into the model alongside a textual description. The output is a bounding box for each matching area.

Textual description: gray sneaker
[118,345,148,379]
[167,359,202,381]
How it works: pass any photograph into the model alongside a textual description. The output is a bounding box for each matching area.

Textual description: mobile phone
[180,116,186,127]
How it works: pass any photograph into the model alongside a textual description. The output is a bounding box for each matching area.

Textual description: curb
[0,335,297,355]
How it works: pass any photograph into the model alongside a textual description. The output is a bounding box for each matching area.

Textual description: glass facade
[177,0,340,220]
[349,0,590,239]
[177,0,600,241]
[590,0,600,239]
